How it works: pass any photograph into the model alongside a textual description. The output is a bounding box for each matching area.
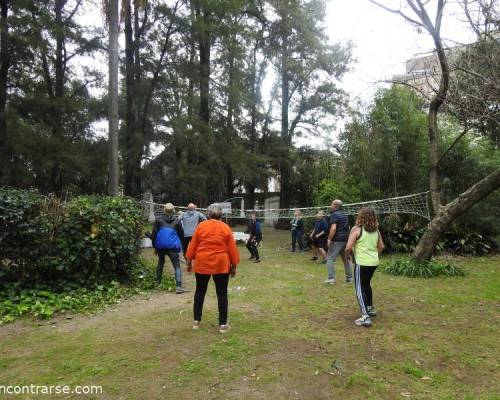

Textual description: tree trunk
[413,168,500,261]
[0,0,9,183]
[50,0,67,193]
[124,0,141,196]
[107,0,120,196]
[187,0,196,119]
[427,31,450,214]
[280,50,291,209]
[54,0,64,101]
[224,50,236,197]
[197,6,210,125]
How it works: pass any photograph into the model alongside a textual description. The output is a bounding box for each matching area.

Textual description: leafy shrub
[381,223,497,256]
[438,228,496,256]
[0,282,137,324]
[0,260,175,324]
[0,187,143,286]
[381,227,424,254]
[380,259,465,278]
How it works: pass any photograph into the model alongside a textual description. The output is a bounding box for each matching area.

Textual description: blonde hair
[164,203,175,214]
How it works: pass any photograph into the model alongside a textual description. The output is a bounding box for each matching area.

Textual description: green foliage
[381,223,497,256]
[339,86,429,198]
[0,282,137,324]
[0,188,143,286]
[382,227,424,254]
[0,258,175,324]
[314,175,376,206]
[439,227,496,256]
[380,259,465,278]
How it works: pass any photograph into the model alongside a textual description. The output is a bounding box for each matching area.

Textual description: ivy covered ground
[0,228,498,399]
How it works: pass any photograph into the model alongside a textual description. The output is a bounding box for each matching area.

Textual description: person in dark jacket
[246,213,262,263]
[325,199,353,284]
[290,209,304,252]
[310,211,328,263]
[151,203,187,293]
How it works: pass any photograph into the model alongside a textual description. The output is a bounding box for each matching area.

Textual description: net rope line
[141,191,431,221]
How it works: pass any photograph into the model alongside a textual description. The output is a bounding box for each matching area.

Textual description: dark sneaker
[254,259,261,263]
[345,277,353,283]
[248,256,255,260]
[176,287,188,294]
[354,315,372,327]
[311,256,318,261]
[367,306,377,317]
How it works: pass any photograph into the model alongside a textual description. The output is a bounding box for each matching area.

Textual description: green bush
[380,224,496,256]
[0,187,143,286]
[0,258,175,324]
[438,228,496,256]
[380,259,465,278]
[381,227,424,254]
[0,281,138,324]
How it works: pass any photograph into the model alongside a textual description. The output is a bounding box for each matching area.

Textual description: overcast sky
[325,0,475,102]
[81,0,477,148]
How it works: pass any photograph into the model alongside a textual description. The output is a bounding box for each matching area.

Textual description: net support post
[148,193,156,223]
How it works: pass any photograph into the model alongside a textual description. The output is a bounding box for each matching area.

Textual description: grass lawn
[0,227,499,399]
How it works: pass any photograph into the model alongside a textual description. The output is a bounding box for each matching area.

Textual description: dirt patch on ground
[0,270,262,339]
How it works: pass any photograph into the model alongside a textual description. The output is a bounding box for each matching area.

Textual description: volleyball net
[141,191,431,222]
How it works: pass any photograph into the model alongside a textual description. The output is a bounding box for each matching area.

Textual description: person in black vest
[246,213,262,263]
[325,199,353,284]
[151,203,187,293]
[290,209,304,252]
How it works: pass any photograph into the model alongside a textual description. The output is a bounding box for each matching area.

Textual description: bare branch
[367,0,425,27]
[64,0,83,24]
[437,124,470,166]
[455,65,500,91]
[462,0,482,37]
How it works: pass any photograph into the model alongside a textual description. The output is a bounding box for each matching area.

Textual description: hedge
[0,188,143,287]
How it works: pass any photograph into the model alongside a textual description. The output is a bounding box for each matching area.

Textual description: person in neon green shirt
[345,207,385,327]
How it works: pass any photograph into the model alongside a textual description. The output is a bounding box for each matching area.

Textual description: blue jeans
[291,229,304,251]
[157,249,182,287]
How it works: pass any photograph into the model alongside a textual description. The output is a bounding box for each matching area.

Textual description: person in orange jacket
[186,204,240,333]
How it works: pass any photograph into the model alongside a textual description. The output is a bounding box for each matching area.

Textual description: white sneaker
[219,324,231,333]
[354,315,372,327]
[192,320,201,330]
[324,278,336,284]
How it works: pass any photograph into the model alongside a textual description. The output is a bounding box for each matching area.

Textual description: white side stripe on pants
[355,264,367,316]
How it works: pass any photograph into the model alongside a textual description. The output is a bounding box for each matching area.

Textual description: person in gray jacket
[180,203,207,255]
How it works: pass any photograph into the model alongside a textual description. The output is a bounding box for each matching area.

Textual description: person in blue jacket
[310,211,328,263]
[246,213,262,263]
[151,203,187,293]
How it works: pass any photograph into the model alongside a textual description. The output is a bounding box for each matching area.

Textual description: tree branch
[437,124,469,166]
[368,0,426,27]
[64,0,82,23]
